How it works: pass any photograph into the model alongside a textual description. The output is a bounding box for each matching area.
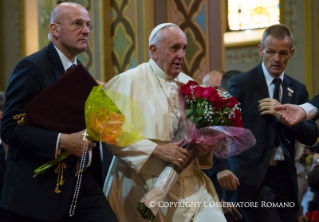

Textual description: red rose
[185,80,198,87]
[194,86,205,99]
[232,118,243,127]
[230,109,242,126]
[231,109,241,119]
[181,81,198,96]
[209,93,219,103]
[213,96,224,110]
[225,97,238,108]
[202,87,217,99]
[180,85,187,95]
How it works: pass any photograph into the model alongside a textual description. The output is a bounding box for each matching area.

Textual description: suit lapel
[254,63,269,100]
[281,75,293,104]
[46,42,65,80]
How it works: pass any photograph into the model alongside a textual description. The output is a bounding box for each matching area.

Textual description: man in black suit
[275,95,319,125]
[0,2,117,222]
[214,24,319,222]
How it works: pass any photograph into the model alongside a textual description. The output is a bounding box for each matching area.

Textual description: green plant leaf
[184,108,193,116]
[193,116,203,123]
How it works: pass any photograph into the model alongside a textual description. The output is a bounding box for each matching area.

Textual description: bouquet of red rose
[137,80,256,221]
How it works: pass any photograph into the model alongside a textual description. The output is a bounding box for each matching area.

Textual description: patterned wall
[168,0,209,82]
[110,0,137,74]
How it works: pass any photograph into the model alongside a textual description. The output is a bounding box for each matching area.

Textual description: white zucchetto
[148,23,176,45]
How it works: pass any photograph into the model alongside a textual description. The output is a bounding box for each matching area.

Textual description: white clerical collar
[53,45,78,71]
[149,59,177,81]
[261,62,284,87]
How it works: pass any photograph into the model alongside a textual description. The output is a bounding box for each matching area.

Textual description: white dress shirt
[262,62,285,161]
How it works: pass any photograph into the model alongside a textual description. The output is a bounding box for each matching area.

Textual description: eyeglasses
[56,21,94,32]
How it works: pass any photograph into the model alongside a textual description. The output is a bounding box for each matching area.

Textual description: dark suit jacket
[0,142,4,199]
[0,42,105,220]
[309,95,319,119]
[214,63,318,208]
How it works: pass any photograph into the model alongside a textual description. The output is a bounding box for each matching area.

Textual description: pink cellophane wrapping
[173,90,256,158]
[170,117,256,159]
[139,166,179,216]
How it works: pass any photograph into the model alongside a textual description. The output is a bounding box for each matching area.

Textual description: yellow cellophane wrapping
[85,85,145,147]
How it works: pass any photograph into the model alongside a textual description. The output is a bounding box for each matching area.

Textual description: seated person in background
[202,70,224,87]
[221,70,242,91]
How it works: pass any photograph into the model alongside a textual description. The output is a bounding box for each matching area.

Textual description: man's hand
[217,170,239,191]
[258,98,281,116]
[275,104,306,126]
[58,130,96,157]
[221,200,243,222]
[96,79,107,89]
[152,140,191,170]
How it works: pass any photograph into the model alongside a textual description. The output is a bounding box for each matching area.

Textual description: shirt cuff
[300,103,318,120]
[55,133,62,158]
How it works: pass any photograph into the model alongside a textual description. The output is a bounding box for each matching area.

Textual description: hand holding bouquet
[137,80,256,220]
[34,85,145,177]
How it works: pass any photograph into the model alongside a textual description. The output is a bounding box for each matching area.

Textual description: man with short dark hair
[215,24,318,222]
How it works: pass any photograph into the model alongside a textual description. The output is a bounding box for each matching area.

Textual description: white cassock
[103,59,226,222]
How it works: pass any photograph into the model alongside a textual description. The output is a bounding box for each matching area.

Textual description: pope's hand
[59,130,96,157]
[217,170,240,191]
[152,140,190,170]
[275,104,306,126]
[258,98,281,116]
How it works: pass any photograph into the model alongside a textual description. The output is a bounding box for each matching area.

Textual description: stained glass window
[227,0,280,31]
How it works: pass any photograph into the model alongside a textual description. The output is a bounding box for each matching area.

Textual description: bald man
[202,70,224,87]
[0,3,117,222]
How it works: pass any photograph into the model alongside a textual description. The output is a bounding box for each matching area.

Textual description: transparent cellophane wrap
[85,85,145,146]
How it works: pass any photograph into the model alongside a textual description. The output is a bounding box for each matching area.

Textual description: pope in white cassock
[103,23,227,222]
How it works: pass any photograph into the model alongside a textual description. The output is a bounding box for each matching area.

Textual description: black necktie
[272,78,282,102]
[272,78,282,147]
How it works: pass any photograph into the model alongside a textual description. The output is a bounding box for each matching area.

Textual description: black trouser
[8,171,118,222]
[239,161,298,222]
